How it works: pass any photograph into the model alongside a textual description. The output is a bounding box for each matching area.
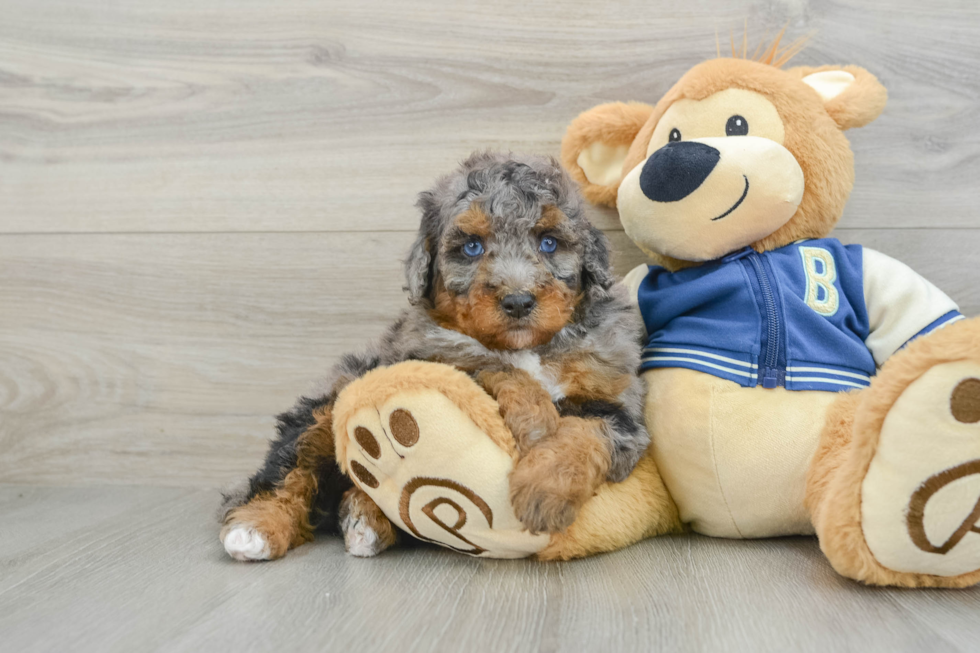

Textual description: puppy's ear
[790,65,887,130]
[561,102,654,208]
[581,225,615,292]
[405,191,440,306]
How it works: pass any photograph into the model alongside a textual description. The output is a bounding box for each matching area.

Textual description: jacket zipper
[721,246,785,388]
[748,254,782,388]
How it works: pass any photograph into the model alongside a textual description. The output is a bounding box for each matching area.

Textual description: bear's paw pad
[341,389,550,558]
[862,361,980,577]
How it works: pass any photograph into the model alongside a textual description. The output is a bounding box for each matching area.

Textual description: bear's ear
[561,102,654,207]
[790,65,887,131]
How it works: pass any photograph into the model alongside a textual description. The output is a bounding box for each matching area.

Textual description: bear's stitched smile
[711,175,750,221]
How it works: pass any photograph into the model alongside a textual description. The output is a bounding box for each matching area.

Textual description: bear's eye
[669,128,682,143]
[726,115,749,136]
[462,239,484,257]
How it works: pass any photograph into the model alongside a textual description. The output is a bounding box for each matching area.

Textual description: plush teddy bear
[558,50,980,587]
[331,49,980,588]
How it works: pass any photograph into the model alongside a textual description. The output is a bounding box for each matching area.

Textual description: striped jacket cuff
[640,346,758,387]
[904,310,965,349]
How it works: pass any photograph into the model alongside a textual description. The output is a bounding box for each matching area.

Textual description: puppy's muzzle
[500,292,536,319]
[639,141,720,202]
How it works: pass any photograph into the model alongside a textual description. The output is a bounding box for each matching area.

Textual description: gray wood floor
[2,0,980,650]
[1,485,979,653]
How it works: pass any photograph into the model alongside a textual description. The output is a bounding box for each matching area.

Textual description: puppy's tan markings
[553,354,633,403]
[432,272,509,349]
[431,205,582,352]
[455,205,492,238]
[221,470,316,560]
[525,282,579,347]
[478,369,560,453]
[534,205,568,233]
[222,407,336,560]
[509,416,612,534]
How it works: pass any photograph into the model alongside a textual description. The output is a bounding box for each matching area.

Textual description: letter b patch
[800,247,839,316]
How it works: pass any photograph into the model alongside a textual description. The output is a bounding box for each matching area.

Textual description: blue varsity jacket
[635,238,962,392]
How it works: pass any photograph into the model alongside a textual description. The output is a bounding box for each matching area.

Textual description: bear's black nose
[500,292,536,319]
[640,141,720,202]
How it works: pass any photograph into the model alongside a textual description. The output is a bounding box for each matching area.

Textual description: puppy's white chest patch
[500,351,565,401]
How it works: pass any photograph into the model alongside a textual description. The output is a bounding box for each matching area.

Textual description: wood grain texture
[1,0,979,233]
[0,3,979,486]
[1,229,978,486]
[2,2,980,649]
[0,486,977,653]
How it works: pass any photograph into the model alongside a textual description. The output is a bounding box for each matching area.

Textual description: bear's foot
[861,361,980,579]
[811,318,980,587]
[332,361,551,558]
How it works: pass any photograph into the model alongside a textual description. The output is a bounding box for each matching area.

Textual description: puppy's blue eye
[463,240,484,257]
[539,236,558,254]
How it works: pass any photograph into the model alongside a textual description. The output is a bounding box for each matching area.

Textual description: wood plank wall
[2,0,979,486]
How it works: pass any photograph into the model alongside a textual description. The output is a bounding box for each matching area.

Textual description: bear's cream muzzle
[617,136,804,262]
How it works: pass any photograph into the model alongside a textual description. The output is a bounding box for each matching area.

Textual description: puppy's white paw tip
[223,525,271,561]
[345,521,382,558]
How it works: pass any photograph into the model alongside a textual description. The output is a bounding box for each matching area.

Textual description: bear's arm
[863,248,963,366]
[622,263,650,339]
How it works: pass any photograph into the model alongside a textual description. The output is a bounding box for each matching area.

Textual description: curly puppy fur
[508,416,613,535]
[339,486,401,557]
[221,151,649,558]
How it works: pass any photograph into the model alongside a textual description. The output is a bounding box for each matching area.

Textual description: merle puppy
[221,152,649,561]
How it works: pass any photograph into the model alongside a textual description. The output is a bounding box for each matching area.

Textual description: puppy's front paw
[508,417,612,534]
[343,520,384,558]
[508,453,590,534]
[340,487,398,558]
[504,408,560,453]
[509,471,580,534]
[222,524,271,561]
[478,370,560,452]
[220,499,305,562]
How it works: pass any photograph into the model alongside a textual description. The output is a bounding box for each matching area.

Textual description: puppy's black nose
[500,292,536,319]
[640,141,720,202]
